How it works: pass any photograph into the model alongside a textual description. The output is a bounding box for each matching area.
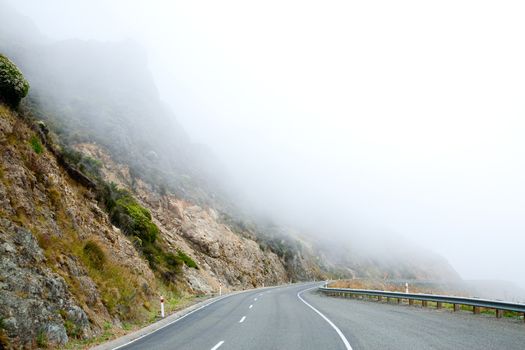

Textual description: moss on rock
[0,54,30,107]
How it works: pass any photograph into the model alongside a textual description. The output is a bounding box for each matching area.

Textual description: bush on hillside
[177,250,198,269]
[99,183,158,243]
[29,135,43,154]
[83,240,106,270]
[0,54,29,107]
[98,182,196,282]
[61,147,102,181]
[112,196,159,244]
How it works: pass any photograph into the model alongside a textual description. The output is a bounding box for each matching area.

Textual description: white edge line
[297,286,353,350]
[249,304,253,309]
[211,340,225,350]
[239,316,246,323]
[109,283,298,350]
[111,295,230,350]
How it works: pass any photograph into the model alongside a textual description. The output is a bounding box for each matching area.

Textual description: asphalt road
[116,283,525,350]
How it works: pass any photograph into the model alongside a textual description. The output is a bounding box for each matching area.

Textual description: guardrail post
[496,309,503,318]
[437,302,443,309]
[453,304,460,312]
[422,300,428,307]
[397,298,401,304]
[473,306,480,314]
[409,299,414,306]
[378,296,382,302]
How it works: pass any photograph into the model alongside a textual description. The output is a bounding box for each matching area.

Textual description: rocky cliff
[0,94,329,348]
[0,103,160,348]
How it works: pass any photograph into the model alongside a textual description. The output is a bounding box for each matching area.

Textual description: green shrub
[29,135,43,154]
[78,156,102,177]
[99,183,159,244]
[164,252,183,270]
[64,319,82,339]
[177,250,198,269]
[36,330,48,348]
[114,196,159,244]
[83,240,106,270]
[62,147,102,180]
[97,183,186,282]
[0,54,30,107]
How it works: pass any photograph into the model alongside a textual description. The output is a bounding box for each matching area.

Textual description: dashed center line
[211,340,224,350]
[239,316,246,323]
[254,298,257,301]
[249,304,253,309]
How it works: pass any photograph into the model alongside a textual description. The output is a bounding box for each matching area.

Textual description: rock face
[0,219,89,348]
[76,143,291,293]
[0,103,315,348]
[0,104,157,348]
[156,200,289,291]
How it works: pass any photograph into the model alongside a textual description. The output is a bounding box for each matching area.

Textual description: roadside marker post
[160,296,165,318]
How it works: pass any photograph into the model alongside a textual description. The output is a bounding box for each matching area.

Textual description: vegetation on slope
[0,54,29,107]
[0,53,199,347]
[99,183,198,278]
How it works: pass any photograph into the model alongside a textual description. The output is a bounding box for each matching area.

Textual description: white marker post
[405,282,409,294]
[160,295,165,318]
[219,282,222,296]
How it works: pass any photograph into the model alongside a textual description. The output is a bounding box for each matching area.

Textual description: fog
[5,1,525,288]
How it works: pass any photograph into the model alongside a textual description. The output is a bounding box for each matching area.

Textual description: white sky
[7,0,525,287]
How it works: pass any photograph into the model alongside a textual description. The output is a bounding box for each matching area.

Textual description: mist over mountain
[4,1,524,347]
[2,0,463,273]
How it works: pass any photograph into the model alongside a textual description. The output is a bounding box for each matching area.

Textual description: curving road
[110,283,525,350]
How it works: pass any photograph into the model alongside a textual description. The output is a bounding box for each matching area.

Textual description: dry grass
[329,279,469,296]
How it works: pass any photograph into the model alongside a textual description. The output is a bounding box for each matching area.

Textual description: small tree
[0,54,30,107]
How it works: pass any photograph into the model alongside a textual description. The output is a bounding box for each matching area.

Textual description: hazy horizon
[5,0,525,288]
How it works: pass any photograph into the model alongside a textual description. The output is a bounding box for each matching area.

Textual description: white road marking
[239,316,246,323]
[111,294,232,350]
[297,287,353,350]
[110,284,289,350]
[211,340,225,350]
[254,298,258,301]
[249,304,253,309]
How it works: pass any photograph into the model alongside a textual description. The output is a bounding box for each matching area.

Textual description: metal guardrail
[319,286,525,320]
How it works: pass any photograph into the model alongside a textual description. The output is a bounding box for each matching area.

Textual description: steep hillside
[0,54,324,348]
[0,102,155,348]
[0,96,298,348]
